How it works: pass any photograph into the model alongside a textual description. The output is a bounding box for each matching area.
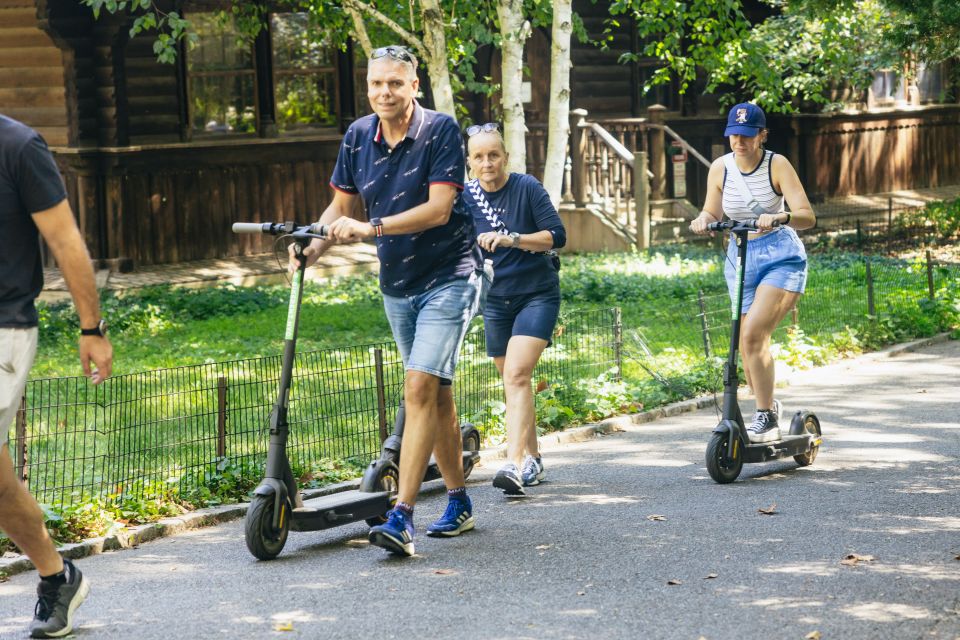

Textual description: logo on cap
[736,108,748,124]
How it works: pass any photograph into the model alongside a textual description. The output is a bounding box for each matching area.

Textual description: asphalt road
[1,339,958,640]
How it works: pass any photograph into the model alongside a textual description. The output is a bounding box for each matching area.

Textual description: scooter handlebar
[232,221,329,238]
[707,219,780,232]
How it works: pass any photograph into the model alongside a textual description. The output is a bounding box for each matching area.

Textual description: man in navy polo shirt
[291,46,484,557]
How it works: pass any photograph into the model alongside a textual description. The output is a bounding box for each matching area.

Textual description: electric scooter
[704,219,822,484]
[232,221,481,559]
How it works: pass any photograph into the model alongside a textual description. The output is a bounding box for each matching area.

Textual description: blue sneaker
[426,496,475,537]
[368,507,415,556]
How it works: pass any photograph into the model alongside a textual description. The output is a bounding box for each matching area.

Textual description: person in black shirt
[462,125,566,495]
[0,114,113,638]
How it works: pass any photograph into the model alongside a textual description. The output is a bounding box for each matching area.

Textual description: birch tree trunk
[543,0,572,206]
[497,0,531,173]
[420,0,457,120]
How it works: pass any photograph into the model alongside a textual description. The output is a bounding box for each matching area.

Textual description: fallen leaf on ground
[535,544,552,550]
[433,569,455,575]
[577,590,586,596]
[667,579,682,585]
[805,631,822,640]
[704,573,718,579]
[840,554,875,566]
[273,621,294,632]
[917,389,927,393]
[647,514,667,521]
[954,554,960,561]
[758,504,778,515]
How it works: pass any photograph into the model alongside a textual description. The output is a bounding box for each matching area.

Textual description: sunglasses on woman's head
[371,46,414,64]
[466,122,500,137]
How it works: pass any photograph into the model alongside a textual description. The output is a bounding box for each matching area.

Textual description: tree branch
[344,0,427,59]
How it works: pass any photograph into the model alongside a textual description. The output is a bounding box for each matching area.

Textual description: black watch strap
[80,319,108,337]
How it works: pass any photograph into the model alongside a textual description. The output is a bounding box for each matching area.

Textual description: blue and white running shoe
[521,455,545,486]
[368,507,415,556]
[426,495,475,537]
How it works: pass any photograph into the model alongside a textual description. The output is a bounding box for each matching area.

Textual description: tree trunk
[497,0,530,173]
[543,0,572,206]
[420,0,457,120]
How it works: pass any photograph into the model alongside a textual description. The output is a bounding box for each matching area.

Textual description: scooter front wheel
[706,431,743,484]
[245,494,290,560]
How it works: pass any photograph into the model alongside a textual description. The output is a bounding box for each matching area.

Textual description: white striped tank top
[721,150,783,222]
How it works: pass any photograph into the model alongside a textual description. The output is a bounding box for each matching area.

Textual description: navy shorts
[482,287,561,357]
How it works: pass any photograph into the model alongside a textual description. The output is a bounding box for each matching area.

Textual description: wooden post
[374,348,389,444]
[856,219,863,250]
[887,196,893,251]
[217,377,227,458]
[569,108,588,207]
[697,289,711,358]
[647,105,667,200]
[865,259,875,316]
[634,150,650,250]
[926,249,935,300]
[15,393,27,484]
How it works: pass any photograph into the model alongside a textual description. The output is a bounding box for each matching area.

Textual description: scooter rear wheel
[364,462,399,527]
[706,432,743,484]
[245,494,290,560]
[461,429,481,480]
[793,413,821,467]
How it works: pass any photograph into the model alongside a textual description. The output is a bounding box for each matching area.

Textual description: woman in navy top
[462,124,566,495]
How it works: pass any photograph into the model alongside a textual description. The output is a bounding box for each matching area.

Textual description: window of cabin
[187,14,257,135]
[271,13,339,132]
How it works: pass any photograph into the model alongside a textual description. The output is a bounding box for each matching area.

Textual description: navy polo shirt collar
[372,100,426,149]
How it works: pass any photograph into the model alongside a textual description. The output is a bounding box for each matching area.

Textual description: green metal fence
[12,307,619,507]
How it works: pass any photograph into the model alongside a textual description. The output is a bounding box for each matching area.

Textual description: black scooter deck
[290,490,392,531]
[743,434,816,463]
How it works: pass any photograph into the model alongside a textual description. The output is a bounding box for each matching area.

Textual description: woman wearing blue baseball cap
[689,102,817,444]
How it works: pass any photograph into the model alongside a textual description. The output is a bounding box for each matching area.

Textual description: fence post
[569,108,588,207]
[217,377,227,458]
[697,289,711,358]
[865,258,875,316]
[634,150,650,250]
[373,348,389,444]
[647,104,667,200]
[856,219,863,250]
[887,197,893,251]
[15,393,27,484]
[614,307,623,380]
[926,249,935,300]
[791,305,799,328]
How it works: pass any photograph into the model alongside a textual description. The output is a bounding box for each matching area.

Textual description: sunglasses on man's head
[371,46,414,64]
[466,122,500,137]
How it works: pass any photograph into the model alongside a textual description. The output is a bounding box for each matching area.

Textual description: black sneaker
[493,463,524,495]
[30,559,90,639]
[747,408,781,444]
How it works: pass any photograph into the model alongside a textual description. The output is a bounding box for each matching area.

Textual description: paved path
[0,339,958,639]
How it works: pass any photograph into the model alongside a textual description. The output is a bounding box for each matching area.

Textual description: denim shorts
[482,287,561,357]
[382,270,485,383]
[0,327,38,432]
[724,226,807,315]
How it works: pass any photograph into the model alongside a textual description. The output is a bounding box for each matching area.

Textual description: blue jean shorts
[482,286,561,357]
[724,226,807,315]
[382,270,485,383]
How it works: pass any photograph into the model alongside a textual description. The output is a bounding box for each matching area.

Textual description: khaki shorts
[0,327,38,432]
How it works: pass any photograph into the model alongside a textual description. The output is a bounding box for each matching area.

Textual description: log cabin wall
[0,1,69,145]
[53,137,344,266]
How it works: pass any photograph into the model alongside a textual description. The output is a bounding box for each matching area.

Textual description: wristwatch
[370,217,384,238]
[80,319,108,337]
[509,232,521,248]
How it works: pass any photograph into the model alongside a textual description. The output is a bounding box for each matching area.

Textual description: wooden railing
[566,107,712,249]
